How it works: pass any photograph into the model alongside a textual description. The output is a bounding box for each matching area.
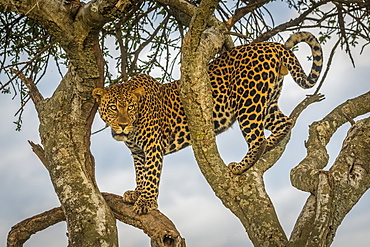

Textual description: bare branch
[10,68,44,107]
[225,0,271,30]
[258,93,325,172]
[7,207,66,247]
[155,0,196,17]
[289,94,326,123]
[28,141,48,170]
[313,38,341,95]
[336,2,356,66]
[103,193,185,247]
[290,115,370,246]
[291,90,370,193]
[7,193,185,247]
[253,0,331,42]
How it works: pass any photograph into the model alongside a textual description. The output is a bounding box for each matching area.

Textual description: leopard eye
[128,105,134,110]
[109,105,117,111]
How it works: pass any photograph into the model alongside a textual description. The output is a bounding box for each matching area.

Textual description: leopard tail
[284,31,323,89]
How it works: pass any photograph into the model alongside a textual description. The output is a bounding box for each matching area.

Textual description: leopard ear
[92,88,106,103]
[132,87,145,99]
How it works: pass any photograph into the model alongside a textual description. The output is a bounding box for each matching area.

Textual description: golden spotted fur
[93,32,322,214]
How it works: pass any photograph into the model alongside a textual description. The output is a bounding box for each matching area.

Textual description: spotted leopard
[93,32,322,214]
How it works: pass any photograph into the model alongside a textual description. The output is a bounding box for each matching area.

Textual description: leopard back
[93,31,322,214]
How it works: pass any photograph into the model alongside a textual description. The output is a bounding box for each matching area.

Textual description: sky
[1,3,370,247]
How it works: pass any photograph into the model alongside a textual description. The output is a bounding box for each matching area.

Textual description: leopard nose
[119,124,128,129]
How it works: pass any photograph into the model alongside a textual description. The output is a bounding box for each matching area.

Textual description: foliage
[0,11,65,130]
[101,1,183,85]
[0,0,369,125]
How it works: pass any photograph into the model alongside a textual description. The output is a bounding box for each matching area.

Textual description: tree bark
[178,0,289,245]
[0,0,134,245]
[289,91,370,246]
[179,2,328,244]
[7,193,185,247]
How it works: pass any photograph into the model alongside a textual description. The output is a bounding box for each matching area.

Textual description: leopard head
[92,85,144,140]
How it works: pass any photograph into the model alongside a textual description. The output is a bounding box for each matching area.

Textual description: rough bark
[1,0,134,245]
[7,193,185,247]
[179,1,329,244]
[179,0,290,245]
[7,207,66,247]
[37,65,120,246]
[289,91,370,246]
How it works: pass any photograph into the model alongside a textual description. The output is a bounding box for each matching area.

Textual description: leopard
[92,32,323,215]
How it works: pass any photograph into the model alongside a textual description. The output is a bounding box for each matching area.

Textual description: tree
[1,0,369,246]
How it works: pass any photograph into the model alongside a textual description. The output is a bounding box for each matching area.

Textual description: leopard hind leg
[264,103,293,152]
[228,110,267,175]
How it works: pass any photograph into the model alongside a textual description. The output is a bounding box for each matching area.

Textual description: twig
[313,37,341,95]
[336,2,356,67]
[253,0,331,42]
[0,39,56,92]
[91,125,109,135]
[225,0,271,30]
[10,68,44,107]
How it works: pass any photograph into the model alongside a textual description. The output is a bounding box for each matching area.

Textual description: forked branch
[291,91,370,193]
[289,92,370,246]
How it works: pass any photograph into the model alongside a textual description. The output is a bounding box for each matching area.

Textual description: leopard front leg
[133,144,163,215]
[123,151,145,204]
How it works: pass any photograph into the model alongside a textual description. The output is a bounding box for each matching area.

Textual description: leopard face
[93,32,323,215]
[93,86,144,140]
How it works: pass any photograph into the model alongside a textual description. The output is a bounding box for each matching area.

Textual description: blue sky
[1,3,370,247]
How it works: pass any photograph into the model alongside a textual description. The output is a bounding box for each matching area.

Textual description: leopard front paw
[123,190,140,204]
[134,197,158,215]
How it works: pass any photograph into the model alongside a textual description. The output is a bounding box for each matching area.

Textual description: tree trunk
[289,91,370,246]
[0,0,134,245]
[37,65,119,246]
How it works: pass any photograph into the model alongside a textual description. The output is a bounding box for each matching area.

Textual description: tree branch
[7,193,185,247]
[225,0,271,30]
[289,113,370,246]
[155,0,196,18]
[178,0,332,245]
[155,0,234,48]
[324,116,370,244]
[7,207,66,247]
[291,90,370,193]
[180,0,227,181]
[253,0,331,42]
[103,193,185,247]
[10,69,44,108]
